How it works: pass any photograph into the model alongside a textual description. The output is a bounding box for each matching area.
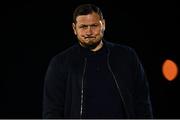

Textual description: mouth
[84,37,96,39]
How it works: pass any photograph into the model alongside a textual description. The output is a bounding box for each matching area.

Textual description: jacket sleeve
[130,49,153,118]
[42,56,66,118]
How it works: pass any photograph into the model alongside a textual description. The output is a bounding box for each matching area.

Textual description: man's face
[72,12,105,49]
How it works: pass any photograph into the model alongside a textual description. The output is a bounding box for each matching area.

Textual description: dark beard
[79,40,101,50]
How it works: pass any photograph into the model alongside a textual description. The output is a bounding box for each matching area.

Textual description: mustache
[84,36,96,39]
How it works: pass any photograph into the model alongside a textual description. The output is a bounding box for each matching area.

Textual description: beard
[78,37,102,50]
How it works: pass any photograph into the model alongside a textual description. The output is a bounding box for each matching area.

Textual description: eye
[91,24,98,28]
[79,25,88,29]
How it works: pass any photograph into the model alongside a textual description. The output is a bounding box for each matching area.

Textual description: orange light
[162,59,178,81]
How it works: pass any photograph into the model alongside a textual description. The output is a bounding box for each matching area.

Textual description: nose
[86,26,93,35]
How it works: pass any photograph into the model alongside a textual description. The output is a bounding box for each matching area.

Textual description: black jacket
[43,40,153,118]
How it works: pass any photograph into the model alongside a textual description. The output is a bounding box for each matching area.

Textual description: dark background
[3,0,179,118]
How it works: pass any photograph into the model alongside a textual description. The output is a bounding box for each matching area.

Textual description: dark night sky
[3,0,180,118]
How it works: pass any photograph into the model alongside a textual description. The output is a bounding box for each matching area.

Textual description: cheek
[95,28,103,35]
[77,30,85,36]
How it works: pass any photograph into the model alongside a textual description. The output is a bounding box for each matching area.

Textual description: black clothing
[43,40,153,118]
[82,45,126,118]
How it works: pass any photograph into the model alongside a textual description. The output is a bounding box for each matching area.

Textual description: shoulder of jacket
[51,43,79,62]
[105,40,136,55]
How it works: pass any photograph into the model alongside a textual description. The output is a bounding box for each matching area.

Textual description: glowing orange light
[162,59,178,81]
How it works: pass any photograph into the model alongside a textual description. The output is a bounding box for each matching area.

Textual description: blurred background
[4,0,179,118]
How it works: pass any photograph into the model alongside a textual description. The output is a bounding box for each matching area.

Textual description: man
[43,4,153,119]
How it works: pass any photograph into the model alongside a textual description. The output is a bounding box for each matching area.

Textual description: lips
[84,37,95,39]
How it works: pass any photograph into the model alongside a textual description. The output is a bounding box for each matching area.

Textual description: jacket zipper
[80,58,87,118]
[107,54,129,118]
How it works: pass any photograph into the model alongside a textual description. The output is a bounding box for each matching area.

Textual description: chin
[85,41,101,49]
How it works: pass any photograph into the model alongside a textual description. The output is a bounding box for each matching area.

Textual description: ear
[101,19,105,31]
[72,23,77,35]
[103,19,106,30]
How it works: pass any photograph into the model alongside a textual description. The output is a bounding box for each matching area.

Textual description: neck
[90,40,103,52]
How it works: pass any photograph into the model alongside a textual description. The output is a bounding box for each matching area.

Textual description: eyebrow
[79,23,98,26]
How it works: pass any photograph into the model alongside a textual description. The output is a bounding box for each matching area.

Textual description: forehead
[76,12,101,25]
